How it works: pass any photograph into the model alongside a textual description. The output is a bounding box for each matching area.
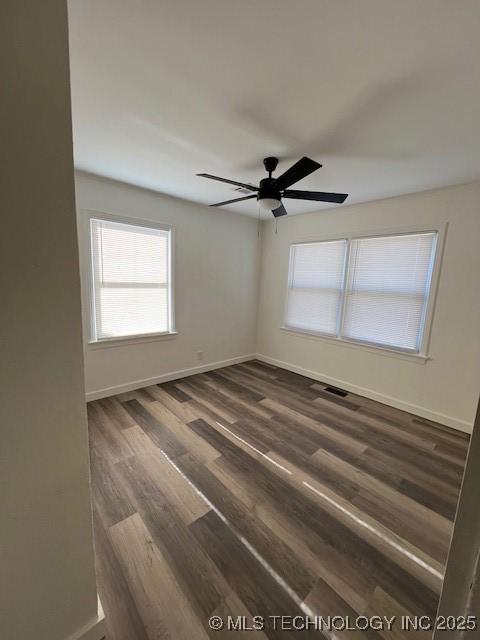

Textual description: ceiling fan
[197,156,348,217]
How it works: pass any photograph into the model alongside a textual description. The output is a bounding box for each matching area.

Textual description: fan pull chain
[274,217,278,234]
[257,202,261,237]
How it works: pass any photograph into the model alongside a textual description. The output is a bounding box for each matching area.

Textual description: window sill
[280,326,430,363]
[87,331,178,350]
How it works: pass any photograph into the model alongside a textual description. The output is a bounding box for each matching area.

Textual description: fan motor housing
[258,177,281,202]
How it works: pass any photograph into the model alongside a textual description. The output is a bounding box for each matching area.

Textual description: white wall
[75,175,480,433]
[257,182,480,433]
[0,3,102,640]
[75,171,260,398]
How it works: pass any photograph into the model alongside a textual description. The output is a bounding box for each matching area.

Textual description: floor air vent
[324,386,348,397]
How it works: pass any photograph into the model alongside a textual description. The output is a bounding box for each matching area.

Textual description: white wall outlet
[196,350,204,361]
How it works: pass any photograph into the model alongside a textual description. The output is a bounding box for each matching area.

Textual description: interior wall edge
[85,353,256,401]
[254,221,267,354]
[64,599,105,640]
[256,353,473,434]
[434,396,480,637]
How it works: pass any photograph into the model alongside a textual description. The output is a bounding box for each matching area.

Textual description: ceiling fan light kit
[258,197,281,212]
[197,156,348,218]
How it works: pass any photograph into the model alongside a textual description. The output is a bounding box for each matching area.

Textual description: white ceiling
[68,0,480,217]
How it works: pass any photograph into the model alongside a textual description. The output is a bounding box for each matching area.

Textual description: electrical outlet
[196,350,204,361]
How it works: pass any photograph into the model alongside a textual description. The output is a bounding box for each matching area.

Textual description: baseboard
[255,353,473,434]
[85,354,256,401]
[65,598,105,640]
[85,349,472,433]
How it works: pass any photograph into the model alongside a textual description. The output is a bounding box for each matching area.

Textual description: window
[343,233,436,351]
[89,217,173,341]
[284,231,438,354]
[286,240,347,336]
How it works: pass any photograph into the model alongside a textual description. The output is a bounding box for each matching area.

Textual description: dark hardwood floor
[88,360,469,639]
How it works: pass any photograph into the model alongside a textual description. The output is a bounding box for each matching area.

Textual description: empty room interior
[4,1,480,639]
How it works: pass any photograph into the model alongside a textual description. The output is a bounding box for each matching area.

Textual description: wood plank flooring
[88,360,469,639]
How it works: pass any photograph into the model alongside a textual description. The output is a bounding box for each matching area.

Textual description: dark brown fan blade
[209,195,257,207]
[271,157,322,190]
[272,203,287,217]
[197,173,258,191]
[283,189,348,203]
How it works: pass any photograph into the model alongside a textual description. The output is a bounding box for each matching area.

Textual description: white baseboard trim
[65,598,105,640]
[84,350,472,433]
[255,353,473,434]
[85,354,256,401]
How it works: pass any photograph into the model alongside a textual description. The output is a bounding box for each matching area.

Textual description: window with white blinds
[90,217,172,341]
[285,240,347,335]
[343,233,436,351]
[285,231,438,353]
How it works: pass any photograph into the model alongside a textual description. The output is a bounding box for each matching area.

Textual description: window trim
[282,223,447,360]
[84,210,176,346]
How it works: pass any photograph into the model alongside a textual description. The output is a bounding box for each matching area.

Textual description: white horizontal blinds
[90,219,170,339]
[286,240,347,335]
[342,232,436,351]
